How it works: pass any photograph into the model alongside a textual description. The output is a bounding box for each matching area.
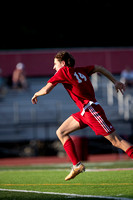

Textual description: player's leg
[56,115,85,180]
[56,116,80,145]
[56,116,81,165]
[104,131,133,158]
[85,104,133,159]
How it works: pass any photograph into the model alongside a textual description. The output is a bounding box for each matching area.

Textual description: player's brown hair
[55,51,75,67]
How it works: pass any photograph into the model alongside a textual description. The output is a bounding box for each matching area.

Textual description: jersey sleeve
[83,65,95,76]
[47,68,65,86]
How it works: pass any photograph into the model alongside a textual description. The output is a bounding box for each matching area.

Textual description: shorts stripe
[89,106,111,133]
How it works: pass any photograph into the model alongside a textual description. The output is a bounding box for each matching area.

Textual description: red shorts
[71,104,115,136]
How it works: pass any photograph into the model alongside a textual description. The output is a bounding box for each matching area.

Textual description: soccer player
[31,51,133,181]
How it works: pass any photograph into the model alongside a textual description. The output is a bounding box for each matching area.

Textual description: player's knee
[56,128,63,139]
[56,129,60,138]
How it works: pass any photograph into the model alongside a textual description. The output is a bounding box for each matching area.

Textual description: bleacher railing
[107,81,133,121]
[91,73,133,121]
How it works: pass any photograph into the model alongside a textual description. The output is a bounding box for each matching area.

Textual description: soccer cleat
[65,163,85,181]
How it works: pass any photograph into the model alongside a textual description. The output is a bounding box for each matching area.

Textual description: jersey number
[74,72,87,83]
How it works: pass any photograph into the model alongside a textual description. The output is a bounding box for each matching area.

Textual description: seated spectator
[12,63,28,89]
[120,67,133,87]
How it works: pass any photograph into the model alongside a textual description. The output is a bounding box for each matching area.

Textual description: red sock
[63,138,79,165]
[126,146,133,159]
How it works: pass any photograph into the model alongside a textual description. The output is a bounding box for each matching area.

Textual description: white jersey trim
[81,101,99,116]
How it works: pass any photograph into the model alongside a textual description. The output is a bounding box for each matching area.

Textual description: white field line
[0,188,132,200]
[0,168,133,172]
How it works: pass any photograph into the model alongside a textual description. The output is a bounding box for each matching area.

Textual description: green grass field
[0,160,133,200]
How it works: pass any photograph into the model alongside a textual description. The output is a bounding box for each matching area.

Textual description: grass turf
[0,161,133,199]
[0,191,112,200]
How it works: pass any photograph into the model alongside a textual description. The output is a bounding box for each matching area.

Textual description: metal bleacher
[0,75,133,142]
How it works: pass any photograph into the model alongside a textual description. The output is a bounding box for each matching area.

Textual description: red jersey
[48,66,97,111]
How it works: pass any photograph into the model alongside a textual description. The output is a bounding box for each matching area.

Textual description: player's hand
[31,94,38,104]
[114,81,126,95]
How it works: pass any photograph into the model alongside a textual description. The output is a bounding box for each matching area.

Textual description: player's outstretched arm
[92,65,126,95]
[31,83,54,104]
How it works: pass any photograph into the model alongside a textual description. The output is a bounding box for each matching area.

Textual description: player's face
[53,58,65,72]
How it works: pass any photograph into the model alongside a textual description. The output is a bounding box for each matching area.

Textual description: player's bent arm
[35,82,54,96]
[92,65,126,94]
[31,83,54,104]
[93,65,117,84]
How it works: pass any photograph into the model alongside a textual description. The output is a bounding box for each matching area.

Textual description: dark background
[0,1,133,50]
